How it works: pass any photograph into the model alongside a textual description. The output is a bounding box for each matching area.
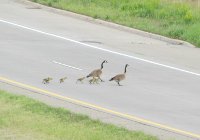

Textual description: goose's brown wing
[110,74,125,81]
[87,69,102,77]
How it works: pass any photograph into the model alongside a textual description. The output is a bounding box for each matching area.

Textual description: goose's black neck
[101,61,106,69]
[124,64,128,73]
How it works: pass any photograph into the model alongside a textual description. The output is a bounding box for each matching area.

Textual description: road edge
[0,77,199,140]
[17,0,195,48]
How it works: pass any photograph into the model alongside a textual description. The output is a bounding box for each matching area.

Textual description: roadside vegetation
[0,90,157,140]
[31,0,200,47]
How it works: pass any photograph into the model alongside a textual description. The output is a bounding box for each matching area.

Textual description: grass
[30,0,200,47]
[0,90,157,140]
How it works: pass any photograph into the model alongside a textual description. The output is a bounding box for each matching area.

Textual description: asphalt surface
[0,0,200,139]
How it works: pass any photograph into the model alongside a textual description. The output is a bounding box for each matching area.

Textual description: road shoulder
[0,80,197,140]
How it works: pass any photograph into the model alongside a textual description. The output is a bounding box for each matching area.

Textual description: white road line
[53,61,83,71]
[1,19,200,77]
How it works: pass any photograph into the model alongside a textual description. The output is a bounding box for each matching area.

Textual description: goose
[86,60,108,82]
[109,64,129,86]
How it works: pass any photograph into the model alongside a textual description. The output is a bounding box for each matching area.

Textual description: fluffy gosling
[59,77,67,83]
[76,77,85,84]
[42,77,53,84]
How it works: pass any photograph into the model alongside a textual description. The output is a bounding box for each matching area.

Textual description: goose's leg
[117,81,122,86]
[98,76,104,82]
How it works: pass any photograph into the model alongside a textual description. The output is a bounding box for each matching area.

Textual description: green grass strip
[31,0,200,47]
[0,90,157,140]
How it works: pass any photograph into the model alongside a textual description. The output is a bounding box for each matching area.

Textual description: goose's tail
[109,77,114,81]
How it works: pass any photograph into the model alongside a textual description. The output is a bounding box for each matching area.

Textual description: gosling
[42,77,53,84]
[59,77,67,83]
[76,77,85,84]
[89,77,100,84]
[109,64,129,86]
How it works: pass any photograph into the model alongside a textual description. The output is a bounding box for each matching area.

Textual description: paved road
[0,0,200,139]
